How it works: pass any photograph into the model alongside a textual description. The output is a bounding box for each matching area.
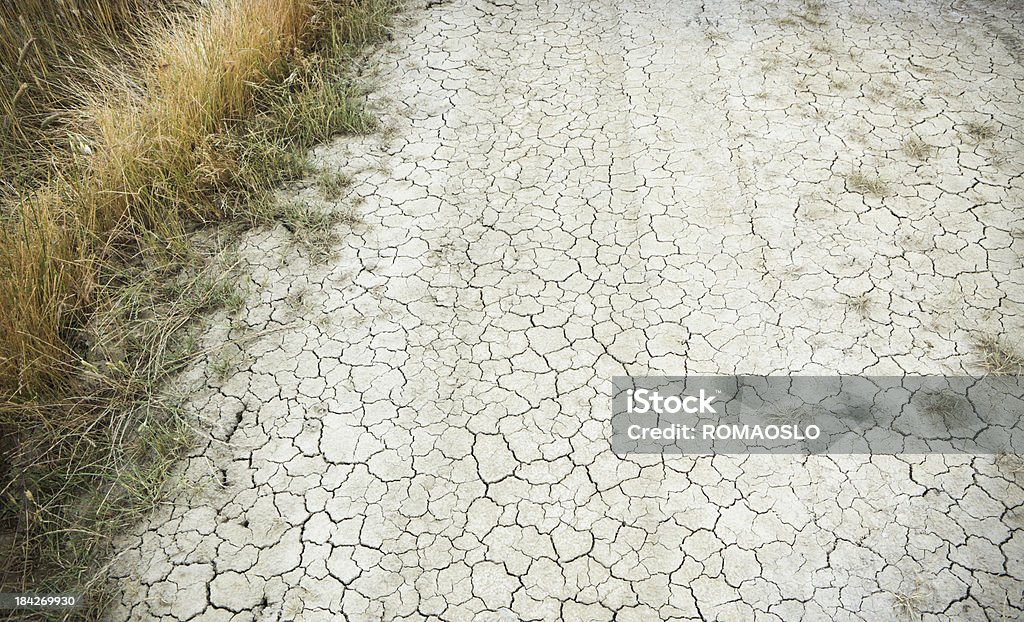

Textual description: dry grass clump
[846,170,889,197]
[0,0,396,608]
[902,136,934,161]
[973,335,1024,376]
[963,121,998,141]
[799,0,828,26]
[893,586,927,620]
[996,454,1024,479]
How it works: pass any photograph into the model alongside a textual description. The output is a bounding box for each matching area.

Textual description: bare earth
[108,0,1024,620]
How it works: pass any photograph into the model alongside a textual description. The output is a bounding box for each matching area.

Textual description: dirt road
[109,0,1024,619]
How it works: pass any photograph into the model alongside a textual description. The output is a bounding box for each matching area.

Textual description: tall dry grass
[0,0,396,610]
[0,191,88,398]
[83,0,316,228]
[0,0,325,398]
[0,1,177,188]
[0,0,158,397]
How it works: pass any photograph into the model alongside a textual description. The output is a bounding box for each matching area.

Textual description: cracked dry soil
[107,0,1024,620]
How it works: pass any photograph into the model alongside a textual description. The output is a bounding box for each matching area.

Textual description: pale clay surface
[108,0,1024,620]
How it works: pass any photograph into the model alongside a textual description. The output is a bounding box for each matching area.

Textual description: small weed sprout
[209,348,241,383]
[285,287,311,314]
[318,169,353,200]
[846,294,871,318]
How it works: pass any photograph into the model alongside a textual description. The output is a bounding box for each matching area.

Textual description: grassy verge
[0,0,396,617]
